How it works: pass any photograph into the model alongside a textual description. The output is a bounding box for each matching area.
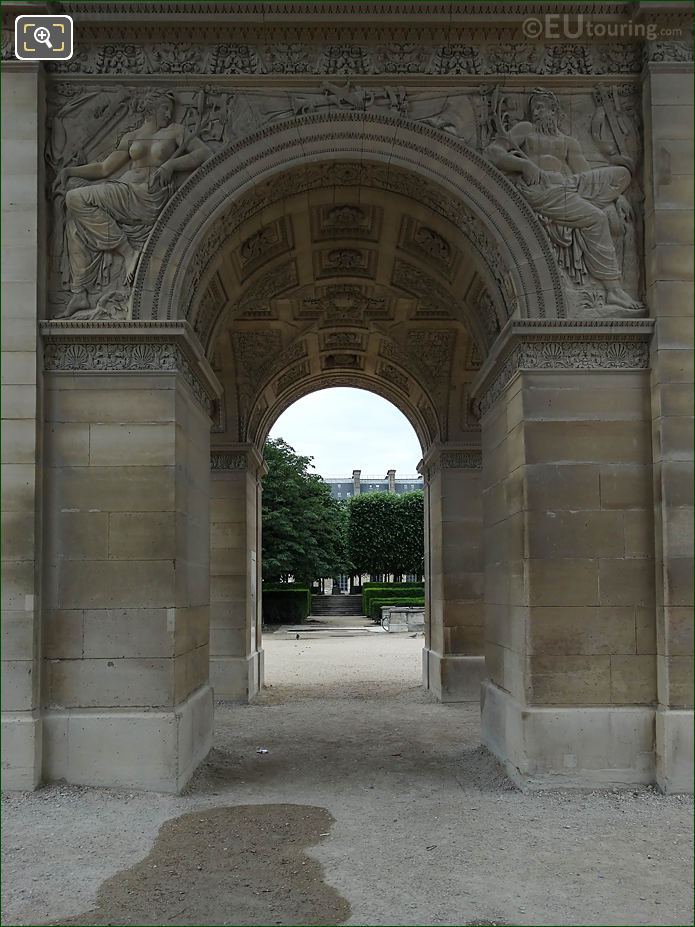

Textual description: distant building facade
[320,469,423,592]
[324,469,423,500]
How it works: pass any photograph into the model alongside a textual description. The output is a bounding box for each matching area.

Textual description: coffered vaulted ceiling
[203,185,499,449]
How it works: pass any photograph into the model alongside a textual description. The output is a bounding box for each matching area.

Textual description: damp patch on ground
[54,804,350,926]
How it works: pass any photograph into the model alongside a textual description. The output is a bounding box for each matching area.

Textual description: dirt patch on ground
[54,805,350,927]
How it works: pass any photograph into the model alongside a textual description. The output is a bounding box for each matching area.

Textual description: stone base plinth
[210,650,263,702]
[481,680,656,789]
[422,649,485,702]
[42,685,213,793]
[656,709,694,794]
[1,712,42,790]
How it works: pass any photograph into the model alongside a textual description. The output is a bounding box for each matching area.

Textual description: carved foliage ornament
[30,37,680,75]
[210,452,247,470]
[43,340,214,414]
[440,450,483,469]
[476,334,651,417]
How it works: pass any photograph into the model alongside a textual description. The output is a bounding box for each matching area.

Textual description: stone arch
[132,111,568,331]
[253,374,435,454]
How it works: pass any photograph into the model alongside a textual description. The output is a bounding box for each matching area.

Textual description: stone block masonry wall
[421,447,484,702]
[209,447,264,701]
[39,355,216,792]
[1,65,43,789]
[485,369,656,707]
[643,61,694,792]
[475,322,658,788]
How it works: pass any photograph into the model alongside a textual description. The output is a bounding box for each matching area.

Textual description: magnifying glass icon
[33,25,53,49]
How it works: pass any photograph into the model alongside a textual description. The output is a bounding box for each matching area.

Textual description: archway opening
[202,157,488,707]
[261,387,426,700]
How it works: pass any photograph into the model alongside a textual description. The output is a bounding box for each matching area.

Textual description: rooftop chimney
[352,469,361,496]
[387,468,396,492]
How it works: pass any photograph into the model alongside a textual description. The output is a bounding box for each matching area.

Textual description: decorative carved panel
[311,203,383,243]
[398,217,461,282]
[320,331,366,351]
[234,217,293,281]
[321,353,364,371]
[314,247,376,280]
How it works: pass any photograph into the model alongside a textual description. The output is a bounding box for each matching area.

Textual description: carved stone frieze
[419,443,482,481]
[482,86,645,319]
[440,449,483,469]
[46,88,215,320]
[32,34,661,75]
[376,361,410,394]
[275,360,311,395]
[645,40,694,63]
[210,444,266,477]
[472,320,655,417]
[39,321,220,415]
[432,44,482,75]
[69,96,563,325]
[210,452,247,470]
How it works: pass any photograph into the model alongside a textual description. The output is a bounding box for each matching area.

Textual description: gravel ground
[2,634,693,927]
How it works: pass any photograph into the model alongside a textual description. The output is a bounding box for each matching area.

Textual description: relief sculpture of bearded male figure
[55,91,212,318]
[485,89,643,315]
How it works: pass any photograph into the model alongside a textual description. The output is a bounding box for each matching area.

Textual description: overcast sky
[268,387,423,477]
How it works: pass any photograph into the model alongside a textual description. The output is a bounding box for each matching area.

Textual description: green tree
[347,490,424,578]
[262,438,347,584]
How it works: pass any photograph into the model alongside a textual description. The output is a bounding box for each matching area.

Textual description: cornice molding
[210,443,267,476]
[52,2,640,20]
[471,319,655,416]
[39,320,222,415]
[419,442,483,481]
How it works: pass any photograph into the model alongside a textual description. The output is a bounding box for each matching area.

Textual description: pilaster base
[210,650,263,702]
[656,709,694,794]
[422,649,485,702]
[42,685,213,793]
[1,712,42,790]
[481,680,656,789]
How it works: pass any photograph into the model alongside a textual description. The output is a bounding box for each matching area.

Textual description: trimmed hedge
[262,585,311,625]
[362,583,424,615]
[369,596,425,621]
[362,582,424,592]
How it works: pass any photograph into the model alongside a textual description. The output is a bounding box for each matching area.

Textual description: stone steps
[310,594,363,616]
